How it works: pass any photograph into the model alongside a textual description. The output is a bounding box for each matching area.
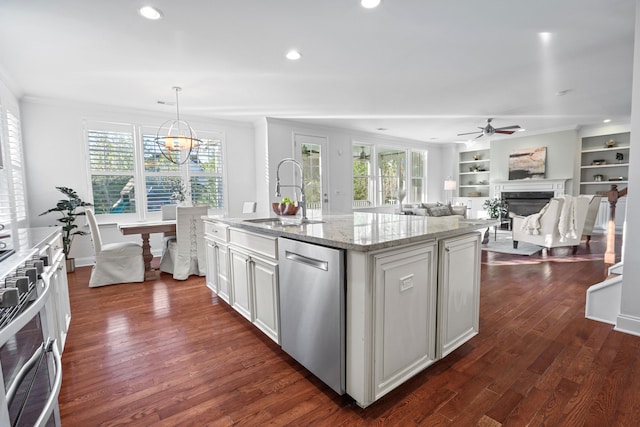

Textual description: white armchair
[86,209,145,287]
[510,195,600,255]
[160,206,208,280]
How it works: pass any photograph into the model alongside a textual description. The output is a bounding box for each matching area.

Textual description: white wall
[263,118,449,215]
[489,129,580,195]
[20,97,255,265]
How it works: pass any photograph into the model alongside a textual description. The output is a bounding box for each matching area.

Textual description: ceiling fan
[354,146,371,160]
[458,118,521,139]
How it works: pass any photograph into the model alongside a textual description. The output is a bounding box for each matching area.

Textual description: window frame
[352,142,429,209]
[84,119,227,222]
[352,144,375,208]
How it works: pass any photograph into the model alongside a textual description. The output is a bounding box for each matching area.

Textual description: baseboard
[614,313,640,337]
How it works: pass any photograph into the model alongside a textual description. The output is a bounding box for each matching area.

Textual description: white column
[616,0,640,336]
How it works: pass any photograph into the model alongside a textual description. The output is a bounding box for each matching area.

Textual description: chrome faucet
[275,158,307,221]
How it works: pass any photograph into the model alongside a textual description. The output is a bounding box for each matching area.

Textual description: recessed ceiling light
[538,32,552,43]
[286,50,302,60]
[603,119,612,123]
[518,128,526,132]
[361,0,381,9]
[139,5,163,20]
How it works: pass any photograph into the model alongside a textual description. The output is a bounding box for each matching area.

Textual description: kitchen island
[203,212,495,407]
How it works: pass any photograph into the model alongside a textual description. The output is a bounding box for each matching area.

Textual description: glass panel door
[294,134,328,216]
[377,147,406,206]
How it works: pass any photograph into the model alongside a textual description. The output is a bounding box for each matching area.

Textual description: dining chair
[85,209,145,287]
[159,206,208,280]
[161,204,177,241]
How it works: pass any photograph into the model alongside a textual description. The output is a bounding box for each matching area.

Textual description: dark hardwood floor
[58,234,639,426]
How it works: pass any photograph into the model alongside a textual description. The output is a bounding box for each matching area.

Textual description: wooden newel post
[598,184,628,265]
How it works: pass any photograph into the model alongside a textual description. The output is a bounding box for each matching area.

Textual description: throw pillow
[428,205,452,217]
[451,205,466,217]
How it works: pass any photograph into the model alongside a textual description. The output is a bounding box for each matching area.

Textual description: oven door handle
[34,339,62,427]
[5,343,45,405]
[6,339,62,426]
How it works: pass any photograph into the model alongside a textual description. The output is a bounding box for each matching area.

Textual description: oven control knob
[24,259,44,277]
[0,288,19,308]
[15,266,37,285]
[5,276,29,294]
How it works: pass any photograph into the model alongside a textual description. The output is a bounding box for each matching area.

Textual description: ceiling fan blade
[495,130,518,135]
[457,131,482,136]
[475,133,485,139]
[494,125,521,131]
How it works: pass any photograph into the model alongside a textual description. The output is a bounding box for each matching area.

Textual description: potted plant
[482,197,507,219]
[40,186,93,272]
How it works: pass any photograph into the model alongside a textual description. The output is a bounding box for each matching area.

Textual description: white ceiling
[0,0,635,142]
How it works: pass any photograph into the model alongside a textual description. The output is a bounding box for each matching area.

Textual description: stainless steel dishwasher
[278,237,345,395]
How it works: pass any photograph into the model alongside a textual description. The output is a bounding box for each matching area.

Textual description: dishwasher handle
[284,250,328,271]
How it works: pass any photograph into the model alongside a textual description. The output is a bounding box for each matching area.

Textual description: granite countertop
[0,227,62,278]
[208,213,497,252]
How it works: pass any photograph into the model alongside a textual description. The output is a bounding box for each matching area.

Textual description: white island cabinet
[228,228,280,343]
[203,214,491,408]
[438,233,481,358]
[369,241,438,401]
[204,221,231,303]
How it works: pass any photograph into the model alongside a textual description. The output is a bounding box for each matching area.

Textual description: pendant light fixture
[154,87,202,165]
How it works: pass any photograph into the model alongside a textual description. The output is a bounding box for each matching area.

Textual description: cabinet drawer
[229,228,278,260]
[205,221,230,243]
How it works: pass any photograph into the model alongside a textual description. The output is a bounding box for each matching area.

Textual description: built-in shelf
[458,149,490,197]
[581,145,630,154]
[582,181,628,185]
[580,132,630,195]
[459,159,490,164]
[581,163,629,169]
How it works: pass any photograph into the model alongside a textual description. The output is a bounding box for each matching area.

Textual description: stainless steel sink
[243,218,325,227]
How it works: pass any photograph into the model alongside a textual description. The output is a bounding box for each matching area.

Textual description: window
[378,147,406,206]
[409,150,427,203]
[189,133,224,209]
[88,125,136,214]
[0,99,28,226]
[352,145,373,207]
[87,121,224,217]
[352,144,428,208]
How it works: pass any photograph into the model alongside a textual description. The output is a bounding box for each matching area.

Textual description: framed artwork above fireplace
[508,146,546,180]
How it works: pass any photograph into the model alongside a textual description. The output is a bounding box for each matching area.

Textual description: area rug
[481,231,543,256]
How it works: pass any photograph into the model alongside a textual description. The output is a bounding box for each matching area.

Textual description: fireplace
[501,191,554,217]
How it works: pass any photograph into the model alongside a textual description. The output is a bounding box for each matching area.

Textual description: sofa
[401,202,468,218]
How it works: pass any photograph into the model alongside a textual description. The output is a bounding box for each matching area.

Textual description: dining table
[118,220,176,279]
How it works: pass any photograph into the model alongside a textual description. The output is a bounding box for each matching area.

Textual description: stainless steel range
[0,227,70,427]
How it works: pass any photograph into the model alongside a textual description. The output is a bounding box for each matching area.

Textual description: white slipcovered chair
[160,206,208,280]
[85,209,145,287]
[510,195,600,255]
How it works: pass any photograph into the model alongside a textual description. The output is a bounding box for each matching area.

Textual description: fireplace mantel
[492,179,569,198]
